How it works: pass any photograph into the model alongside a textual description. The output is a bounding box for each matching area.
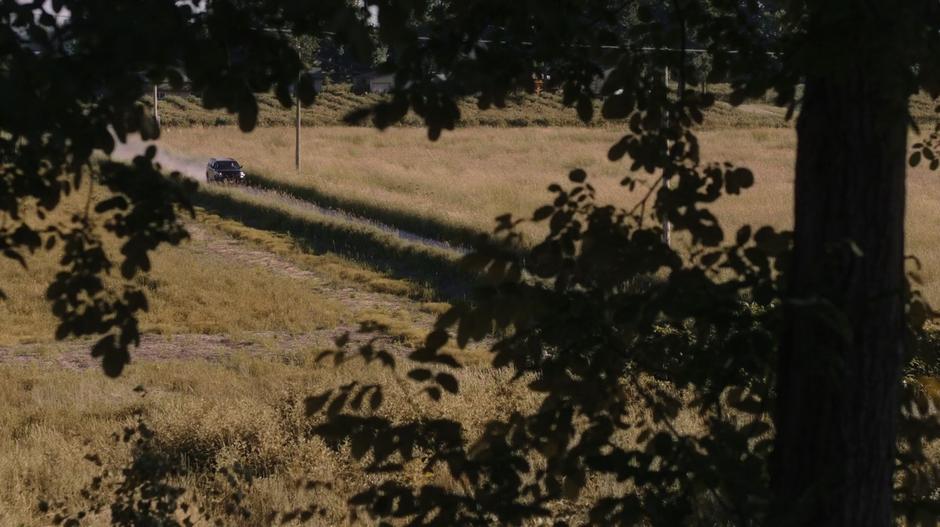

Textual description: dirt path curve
[0,222,439,371]
[185,222,436,319]
[112,135,466,254]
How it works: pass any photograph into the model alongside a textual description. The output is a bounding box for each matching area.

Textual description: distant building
[352,72,395,94]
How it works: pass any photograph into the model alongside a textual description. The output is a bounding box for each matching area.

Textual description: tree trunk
[772,33,910,527]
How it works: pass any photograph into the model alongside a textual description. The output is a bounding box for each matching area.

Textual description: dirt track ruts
[113,136,467,254]
[0,221,440,370]
[0,135,477,370]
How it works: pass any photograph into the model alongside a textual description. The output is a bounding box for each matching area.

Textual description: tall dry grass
[0,206,493,524]
[1,129,938,525]
[161,126,940,303]
[1,344,725,525]
[0,199,355,345]
[0,353,510,525]
[189,181,467,298]
[5,347,932,526]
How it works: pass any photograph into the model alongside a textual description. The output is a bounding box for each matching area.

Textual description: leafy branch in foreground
[1,0,371,374]
[303,160,938,524]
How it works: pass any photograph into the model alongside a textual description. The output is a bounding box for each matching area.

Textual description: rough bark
[772,29,910,527]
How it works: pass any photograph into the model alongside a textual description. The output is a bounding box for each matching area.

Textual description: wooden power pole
[295,72,301,173]
[153,84,160,126]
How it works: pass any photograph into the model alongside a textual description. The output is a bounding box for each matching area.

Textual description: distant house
[352,72,395,94]
[370,74,395,93]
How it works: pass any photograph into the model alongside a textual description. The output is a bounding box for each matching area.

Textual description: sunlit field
[162,126,940,303]
[0,205,371,346]
[0,204,706,526]
[3,124,939,525]
[0,206,484,525]
[8,0,940,521]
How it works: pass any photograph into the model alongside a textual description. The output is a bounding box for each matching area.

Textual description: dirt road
[0,220,441,370]
[0,136,473,370]
[112,136,467,254]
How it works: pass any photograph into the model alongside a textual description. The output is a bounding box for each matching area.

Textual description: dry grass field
[161,126,940,303]
[0,197,433,346]
[2,123,939,525]
[0,201,493,525]
[0,200,684,526]
[0,344,534,525]
[5,342,727,525]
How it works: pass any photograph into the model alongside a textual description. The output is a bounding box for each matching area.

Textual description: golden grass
[189,182,463,295]
[0,347,746,525]
[161,126,940,303]
[0,203,499,524]
[0,348,548,525]
[162,127,639,244]
[3,122,939,525]
[139,241,344,336]
[196,211,427,300]
[150,84,940,131]
[0,219,344,345]
[0,190,700,525]
[3,350,933,526]
[152,87,608,129]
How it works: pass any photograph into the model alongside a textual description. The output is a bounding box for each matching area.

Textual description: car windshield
[216,161,240,170]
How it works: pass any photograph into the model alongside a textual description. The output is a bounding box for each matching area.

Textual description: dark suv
[206,158,246,183]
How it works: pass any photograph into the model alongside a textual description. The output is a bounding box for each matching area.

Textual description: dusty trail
[184,222,436,319]
[0,221,441,370]
[0,136,476,370]
[112,136,467,254]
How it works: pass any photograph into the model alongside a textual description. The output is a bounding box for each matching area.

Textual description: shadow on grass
[190,186,476,300]
[245,171,487,250]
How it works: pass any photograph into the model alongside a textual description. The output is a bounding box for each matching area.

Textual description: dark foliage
[4,0,940,525]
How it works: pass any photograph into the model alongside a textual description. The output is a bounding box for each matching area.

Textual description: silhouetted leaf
[608,138,629,161]
[435,373,459,394]
[237,91,258,132]
[408,369,433,382]
[305,392,332,416]
[533,206,555,221]
[425,387,441,401]
[726,168,754,194]
[576,95,594,123]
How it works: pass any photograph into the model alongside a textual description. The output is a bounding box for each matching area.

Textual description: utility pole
[153,84,160,127]
[295,71,301,173]
[258,26,303,172]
